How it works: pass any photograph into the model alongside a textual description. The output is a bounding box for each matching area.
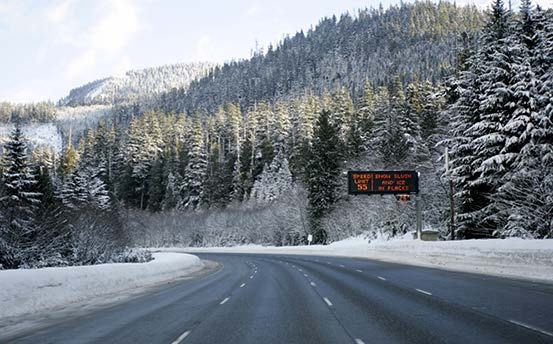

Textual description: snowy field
[0,253,205,321]
[163,236,553,283]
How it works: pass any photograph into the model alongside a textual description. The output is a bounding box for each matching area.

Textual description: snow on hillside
[165,236,553,283]
[0,253,205,321]
[60,62,213,106]
[0,123,62,152]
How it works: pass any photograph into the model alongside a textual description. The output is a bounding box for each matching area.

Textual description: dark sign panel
[348,171,419,195]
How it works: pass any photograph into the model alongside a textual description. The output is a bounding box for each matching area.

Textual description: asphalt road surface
[5,253,553,344]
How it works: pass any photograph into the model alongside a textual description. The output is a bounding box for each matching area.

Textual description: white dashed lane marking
[240,283,246,288]
[220,297,230,305]
[310,282,316,287]
[356,269,363,273]
[377,276,386,281]
[171,330,191,344]
[416,288,432,296]
[323,297,333,307]
[509,320,553,337]
[354,339,366,344]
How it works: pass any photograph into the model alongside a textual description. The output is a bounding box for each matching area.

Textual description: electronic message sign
[347,171,419,195]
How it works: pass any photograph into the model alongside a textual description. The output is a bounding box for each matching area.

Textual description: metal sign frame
[347,170,419,195]
[347,170,422,240]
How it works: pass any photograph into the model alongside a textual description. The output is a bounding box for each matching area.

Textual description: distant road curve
[6,253,553,344]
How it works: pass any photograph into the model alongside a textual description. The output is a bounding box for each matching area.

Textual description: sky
[0,0,552,103]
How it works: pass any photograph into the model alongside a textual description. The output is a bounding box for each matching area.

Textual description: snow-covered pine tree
[289,94,320,177]
[469,0,518,233]
[357,81,376,151]
[443,0,513,238]
[331,86,354,142]
[161,171,183,210]
[0,126,42,268]
[251,103,275,182]
[495,1,553,237]
[273,102,291,155]
[179,113,208,210]
[122,113,162,209]
[250,148,293,204]
[58,165,110,211]
[371,84,412,168]
[32,148,56,208]
[305,110,343,244]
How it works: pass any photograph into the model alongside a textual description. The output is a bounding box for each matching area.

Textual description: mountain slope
[158,1,484,114]
[60,62,214,107]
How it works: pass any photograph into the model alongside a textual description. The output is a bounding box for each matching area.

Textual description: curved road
[5,253,553,344]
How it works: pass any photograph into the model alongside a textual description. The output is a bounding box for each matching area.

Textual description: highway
[5,253,553,344]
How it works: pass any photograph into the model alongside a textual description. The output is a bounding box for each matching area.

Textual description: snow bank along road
[0,253,207,335]
[4,253,553,344]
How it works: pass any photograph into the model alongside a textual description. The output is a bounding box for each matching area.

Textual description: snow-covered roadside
[160,237,553,283]
[0,253,205,320]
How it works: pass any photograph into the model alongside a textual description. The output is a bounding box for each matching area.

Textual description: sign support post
[445,148,455,240]
[416,193,422,240]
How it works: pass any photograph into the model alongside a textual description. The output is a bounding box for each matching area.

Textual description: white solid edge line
[240,283,246,288]
[310,282,316,287]
[323,297,333,307]
[355,339,366,344]
[377,276,386,281]
[509,320,553,337]
[356,269,363,273]
[416,288,432,296]
[220,297,230,305]
[171,330,191,344]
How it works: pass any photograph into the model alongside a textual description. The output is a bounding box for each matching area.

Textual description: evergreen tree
[250,148,294,204]
[0,126,41,268]
[494,1,553,237]
[357,81,376,150]
[179,113,208,210]
[161,171,182,210]
[444,0,514,237]
[59,165,110,211]
[305,110,343,244]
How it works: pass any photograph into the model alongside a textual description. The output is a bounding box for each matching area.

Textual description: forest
[0,0,551,269]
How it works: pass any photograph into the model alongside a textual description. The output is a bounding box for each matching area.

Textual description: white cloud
[46,0,71,24]
[64,0,139,80]
[65,49,97,80]
[90,0,139,53]
[196,34,215,61]
[112,56,132,77]
[246,4,262,16]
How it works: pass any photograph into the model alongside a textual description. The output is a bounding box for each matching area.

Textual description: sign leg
[416,194,422,240]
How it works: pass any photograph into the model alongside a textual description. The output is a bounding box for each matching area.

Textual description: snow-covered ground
[0,253,205,321]
[162,236,553,283]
